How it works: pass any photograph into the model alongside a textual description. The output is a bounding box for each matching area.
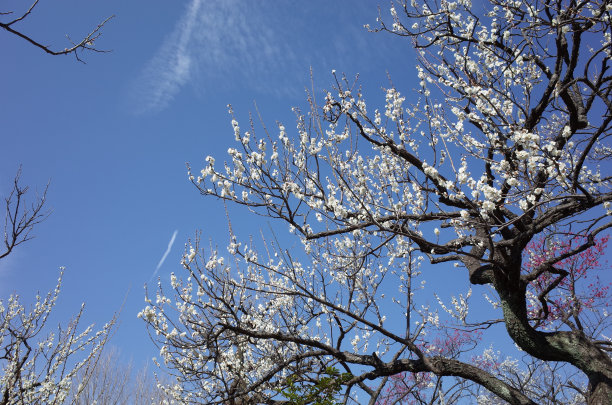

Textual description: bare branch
[1,167,50,260]
[0,1,114,63]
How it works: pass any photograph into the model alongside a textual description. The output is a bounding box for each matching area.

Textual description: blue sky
[1,0,426,369]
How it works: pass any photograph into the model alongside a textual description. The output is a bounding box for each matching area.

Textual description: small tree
[0,270,115,405]
[279,367,352,405]
[68,347,173,405]
[0,171,116,404]
[141,0,612,404]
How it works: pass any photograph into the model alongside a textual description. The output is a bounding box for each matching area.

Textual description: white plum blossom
[0,270,115,405]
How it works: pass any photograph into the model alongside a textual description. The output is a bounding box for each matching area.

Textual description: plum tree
[0,171,115,404]
[140,1,612,403]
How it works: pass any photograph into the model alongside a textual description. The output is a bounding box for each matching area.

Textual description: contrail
[149,230,178,283]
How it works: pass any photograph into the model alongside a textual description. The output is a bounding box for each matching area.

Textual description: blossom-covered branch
[143,0,612,403]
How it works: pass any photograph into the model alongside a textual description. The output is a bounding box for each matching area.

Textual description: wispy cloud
[149,229,178,283]
[129,1,389,114]
[130,0,203,114]
[129,0,304,114]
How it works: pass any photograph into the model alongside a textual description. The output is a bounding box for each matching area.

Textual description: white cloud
[128,1,389,114]
[129,0,302,114]
[130,0,203,114]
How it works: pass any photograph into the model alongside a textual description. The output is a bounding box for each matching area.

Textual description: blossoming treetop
[141,1,612,403]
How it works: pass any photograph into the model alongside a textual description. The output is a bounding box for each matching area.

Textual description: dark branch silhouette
[1,167,49,260]
[0,0,114,62]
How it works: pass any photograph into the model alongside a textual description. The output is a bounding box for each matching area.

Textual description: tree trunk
[494,268,612,405]
[587,374,612,405]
